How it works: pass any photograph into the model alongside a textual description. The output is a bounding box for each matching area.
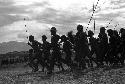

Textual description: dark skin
[41,36,51,72]
[27,36,49,72]
[61,36,74,70]
[51,30,56,36]
[49,29,65,72]
[42,38,46,43]
[27,38,42,50]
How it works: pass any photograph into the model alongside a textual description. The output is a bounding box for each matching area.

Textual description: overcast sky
[0,0,125,43]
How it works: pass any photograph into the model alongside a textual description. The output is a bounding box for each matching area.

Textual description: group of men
[27,24,125,74]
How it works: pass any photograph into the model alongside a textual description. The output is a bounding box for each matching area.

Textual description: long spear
[24,18,29,41]
[114,24,119,30]
[94,19,96,34]
[106,19,112,28]
[86,0,100,31]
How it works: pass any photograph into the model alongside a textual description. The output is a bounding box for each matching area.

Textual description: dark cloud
[0,0,30,27]
[0,1,30,15]
[0,0,125,43]
[0,0,26,14]
[0,29,21,36]
[0,0,14,7]
[0,6,27,15]
[107,0,125,9]
[110,0,125,5]
[36,7,89,26]
[95,13,120,21]
[31,1,49,7]
[34,7,91,34]
[17,33,27,39]
[0,14,20,27]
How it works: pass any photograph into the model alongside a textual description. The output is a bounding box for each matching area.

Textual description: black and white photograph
[0,0,125,84]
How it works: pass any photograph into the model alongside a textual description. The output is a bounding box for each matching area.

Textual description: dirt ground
[0,63,125,84]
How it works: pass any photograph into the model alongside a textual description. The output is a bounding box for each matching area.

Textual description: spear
[86,0,100,31]
[93,3,95,14]
[86,3,95,33]
[94,19,96,34]
[24,18,29,40]
[114,24,119,30]
[106,19,112,28]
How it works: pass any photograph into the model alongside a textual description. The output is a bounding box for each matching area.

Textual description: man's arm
[36,41,43,49]
[27,42,33,48]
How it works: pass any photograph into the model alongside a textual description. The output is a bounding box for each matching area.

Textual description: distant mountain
[0,51,29,59]
[0,41,31,54]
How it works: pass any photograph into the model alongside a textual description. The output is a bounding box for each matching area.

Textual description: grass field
[0,63,125,84]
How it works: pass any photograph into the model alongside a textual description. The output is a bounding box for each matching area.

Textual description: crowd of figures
[27,24,125,74]
[0,55,28,67]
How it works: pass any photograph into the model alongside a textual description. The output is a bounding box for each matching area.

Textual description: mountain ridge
[0,41,31,54]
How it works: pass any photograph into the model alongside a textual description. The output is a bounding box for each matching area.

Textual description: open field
[0,63,125,84]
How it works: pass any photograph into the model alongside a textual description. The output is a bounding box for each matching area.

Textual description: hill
[0,41,31,54]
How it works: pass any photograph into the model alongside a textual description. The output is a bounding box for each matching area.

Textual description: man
[88,30,99,67]
[67,31,75,45]
[27,35,49,72]
[74,25,89,70]
[98,27,108,67]
[49,27,64,74]
[119,28,125,66]
[41,35,51,72]
[60,35,73,71]
[113,30,121,66]
[107,29,116,66]
[28,49,37,72]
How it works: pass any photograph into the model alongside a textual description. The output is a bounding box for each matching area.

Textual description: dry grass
[0,63,125,84]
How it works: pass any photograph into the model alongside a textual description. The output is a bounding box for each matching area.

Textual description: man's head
[100,27,106,34]
[29,49,33,54]
[42,35,47,42]
[50,27,57,35]
[120,28,125,34]
[29,35,34,42]
[107,29,113,36]
[61,35,67,42]
[88,30,94,37]
[67,31,73,37]
[77,24,83,32]
[113,30,119,36]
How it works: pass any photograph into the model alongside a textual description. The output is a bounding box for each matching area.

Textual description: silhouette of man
[113,30,121,66]
[98,27,108,67]
[49,27,64,74]
[67,31,75,45]
[28,49,37,72]
[60,35,73,71]
[88,30,99,67]
[74,25,89,70]
[41,35,51,72]
[119,28,125,66]
[28,35,49,72]
[107,29,116,66]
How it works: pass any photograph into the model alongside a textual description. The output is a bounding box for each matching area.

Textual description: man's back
[42,41,51,52]
[63,40,72,52]
[98,33,108,47]
[75,32,88,48]
[51,34,60,50]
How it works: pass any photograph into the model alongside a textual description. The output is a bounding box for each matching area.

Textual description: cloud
[0,0,125,43]
[0,20,52,43]
[0,0,31,27]
[13,0,45,6]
